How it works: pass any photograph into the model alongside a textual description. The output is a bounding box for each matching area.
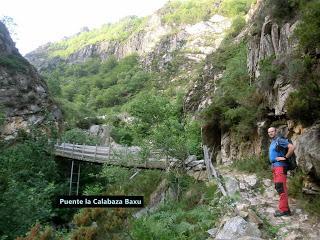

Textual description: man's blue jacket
[269,136,289,168]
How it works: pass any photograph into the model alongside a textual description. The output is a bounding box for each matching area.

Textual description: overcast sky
[1,0,168,55]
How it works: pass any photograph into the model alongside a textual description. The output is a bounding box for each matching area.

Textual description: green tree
[295,0,320,53]
[0,134,59,239]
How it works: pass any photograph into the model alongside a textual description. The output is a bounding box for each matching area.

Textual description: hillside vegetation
[2,0,320,239]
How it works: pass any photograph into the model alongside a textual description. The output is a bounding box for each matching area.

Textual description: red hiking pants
[272,166,289,212]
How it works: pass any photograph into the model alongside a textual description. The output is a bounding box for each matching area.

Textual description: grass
[130,175,222,240]
[0,54,30,74]
[252,207,284,239]
[288,170,320,217]
[232,155,272,179]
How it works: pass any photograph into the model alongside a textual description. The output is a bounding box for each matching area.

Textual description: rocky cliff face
[0,22,62,140]
[26,13,231,73]
[183,1,320,181]
[217,13,300,164]
[247,16,299,116]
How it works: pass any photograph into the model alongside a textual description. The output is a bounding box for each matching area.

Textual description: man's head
[267,127,277,139]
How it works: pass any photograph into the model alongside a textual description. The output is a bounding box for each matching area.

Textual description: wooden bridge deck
[54,143,170,169]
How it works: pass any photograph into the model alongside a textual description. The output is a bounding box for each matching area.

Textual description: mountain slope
[0,21,62,139]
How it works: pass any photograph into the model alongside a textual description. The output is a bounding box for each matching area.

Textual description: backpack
[275,136,297,171]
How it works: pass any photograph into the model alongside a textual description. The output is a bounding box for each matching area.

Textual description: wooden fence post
[72,143,75,159]
[82,144,85,160]
[94,144,97,161]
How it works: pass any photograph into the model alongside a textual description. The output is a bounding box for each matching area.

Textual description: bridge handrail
[53,142,171,169]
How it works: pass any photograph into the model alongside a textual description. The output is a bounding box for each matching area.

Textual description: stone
[263,188,276,199]
[207,228,218,237]
[238,237,264,240]
[89,125,113,145]
[185,155,197,165]
[271,23,280,57]
[240,182,247,190]
[0,22,62,139]
[225,176,240,195]
[236,203,250,212]
[283,231,304,240]
[215,216,261,240]
[262,179,272,187]
[239,211,249,218]
[245,175,259,189]
[221,132,232,165]
[247,209,263,228]
[193,164,206,171]
[187,160,204,167]
[295,124,320,179]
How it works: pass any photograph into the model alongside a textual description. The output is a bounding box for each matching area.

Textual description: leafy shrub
[125,91,178,141]
[256,55,281,91]
[232,155,272,179]
[288,170,320,216]
[220,0,254,17]
[0,54,29,73]
[203,41,263,140]
[61,128,101,145]
[0,105,5,129]
[75,117,103,130]
[288,170,304,197]
[228,16,246,38]
[286,80,320,126]
[294,0,320,53]
[131,176,219,240]
[0,133,60,239]
[264,0,299,22]
[16,224,55,240]
[287,55,312,86]
[110,126,133,145]
[160,0,219,25]
[48,16,146,58]
[184,118,203,158]
[150,117,187,159]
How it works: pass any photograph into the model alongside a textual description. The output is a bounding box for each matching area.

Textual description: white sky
[0,0,168,55]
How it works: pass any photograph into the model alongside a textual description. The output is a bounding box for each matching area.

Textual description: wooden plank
[54,150,167,169]
[54,142,168,170]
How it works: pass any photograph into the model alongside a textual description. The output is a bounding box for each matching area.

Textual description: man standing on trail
[268,127,295,217]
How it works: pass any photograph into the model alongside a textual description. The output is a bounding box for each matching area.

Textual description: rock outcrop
[0,21,62,139]
[214,216,261,240]
[295,124,320,180]
[26,14,231,74]
[247,16,299,116]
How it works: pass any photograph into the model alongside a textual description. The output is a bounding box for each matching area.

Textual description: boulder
[244,175,259,189]
[89,125,113,145]
[215,216,261,240]
[185,155,197,165]
[225,176,240,195]
[295,124,320,179]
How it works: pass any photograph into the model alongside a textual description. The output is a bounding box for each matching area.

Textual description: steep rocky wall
[26,13,231,74]
[0,22,62,140]
[247,16,299,116]
[187,3,320,180]
[218,12,320,178]
[218,15,300,163]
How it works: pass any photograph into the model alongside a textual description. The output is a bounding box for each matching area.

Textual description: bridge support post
[69,160,74,195]
[69,160,81,195]
[76,163,81,195]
